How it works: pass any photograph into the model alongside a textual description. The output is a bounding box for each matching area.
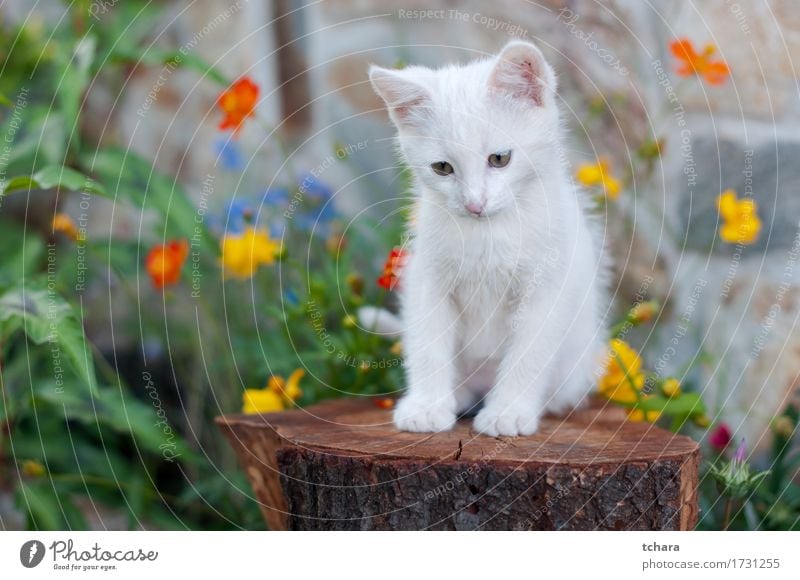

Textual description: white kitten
[367,41,609,437]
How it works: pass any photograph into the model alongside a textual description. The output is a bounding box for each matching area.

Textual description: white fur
[368,41,609,436]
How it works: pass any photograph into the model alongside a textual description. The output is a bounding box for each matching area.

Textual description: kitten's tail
[356,306,403,337]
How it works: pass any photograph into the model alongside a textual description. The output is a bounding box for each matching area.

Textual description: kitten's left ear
[490,41,556,107]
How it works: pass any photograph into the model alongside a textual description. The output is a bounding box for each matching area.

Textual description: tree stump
[216,397,700,530]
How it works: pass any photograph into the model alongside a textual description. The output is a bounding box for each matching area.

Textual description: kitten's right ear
[369,65,431,129]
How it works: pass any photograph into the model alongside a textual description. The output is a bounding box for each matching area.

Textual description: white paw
[393,396,456,433]
[473,407,540,437]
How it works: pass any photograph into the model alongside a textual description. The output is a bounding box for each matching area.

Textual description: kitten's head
[369,41,559,219]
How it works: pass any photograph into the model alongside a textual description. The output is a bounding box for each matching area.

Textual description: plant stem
[722,496,734,530]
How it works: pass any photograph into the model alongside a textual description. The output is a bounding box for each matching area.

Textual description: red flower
[217,77,259,133]
[377,247,408,291]
[709,422,732,452]
[669,39,730,85]
[145,240,189,288]
[373,397,395,410]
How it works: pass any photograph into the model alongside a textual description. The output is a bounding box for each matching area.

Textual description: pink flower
[709,423,732,452]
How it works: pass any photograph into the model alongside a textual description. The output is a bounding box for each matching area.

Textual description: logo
[20,540,46,568]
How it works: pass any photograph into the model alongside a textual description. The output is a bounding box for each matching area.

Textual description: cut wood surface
[216,397,699,530]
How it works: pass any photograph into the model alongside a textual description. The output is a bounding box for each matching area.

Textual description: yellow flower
[268,368,305,402]
[661,378,682,398]
[598,339,645,403]
[342,314,357,328]
[21,459,46,477]
[576,158,622,200]
[717,189,761,245]
[52,213,79,241]
[242,388,284,414]
[627,407,662,423]
[220,226,282,279]
[242,369,305,414]
[390,341,403,356]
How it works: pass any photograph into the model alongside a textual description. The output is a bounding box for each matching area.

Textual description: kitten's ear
[369,65,431,128]
[490,41,556,107]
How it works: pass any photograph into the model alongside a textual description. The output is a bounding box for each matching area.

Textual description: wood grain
[216,397,699,530]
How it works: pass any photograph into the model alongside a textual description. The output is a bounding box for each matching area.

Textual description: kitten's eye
[488,150,512,168]
[431,161,454,176]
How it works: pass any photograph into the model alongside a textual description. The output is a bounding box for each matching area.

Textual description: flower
[575,158,622,200]
[52,213,79,241]
[598,339,645,403]
[718,189,761,245]
[241,388,283,414]
[217,77,259,133]
[145,240,189,288]
[627,408,661,423]
[21,459,45,477]
[374,397,395,410]
[629,301,659,324]
[213,137,245,171]
[709,439,770,499]
[220,226,281,279]
[294,173,338,234]
[242,369,305,414]
[661,378,682,398]
[377,247,408,291]
[709,422,733,452]
[670,39,730,85]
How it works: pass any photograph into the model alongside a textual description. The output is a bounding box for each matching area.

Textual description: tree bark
[216,397,699,530]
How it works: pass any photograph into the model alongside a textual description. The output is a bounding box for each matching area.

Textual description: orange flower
[377,247,408,291]
[217,77,259,133]
[52,213,79,241]
[670,39,729,85]
[374,397,395,410]
[145,240,189,288]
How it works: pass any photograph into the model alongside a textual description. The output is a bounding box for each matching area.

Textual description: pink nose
[465,201,485,215]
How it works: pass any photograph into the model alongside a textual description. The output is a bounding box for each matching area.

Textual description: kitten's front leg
[473,296,560,437]
[394,273,458,432]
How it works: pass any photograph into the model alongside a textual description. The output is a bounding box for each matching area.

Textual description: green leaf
[0,283,99,396]
[109,46,231,86]
[56,34,97,151]
[638,392,706,416]
[16,480,88,530]
[0,218,45,287]
[0,92,11,107]
[1,165,106,196]
[82,147,216,254]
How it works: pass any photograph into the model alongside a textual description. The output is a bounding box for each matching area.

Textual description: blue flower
[298,172,333,200]
[214,137,245,171]
[294,174,337,234]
